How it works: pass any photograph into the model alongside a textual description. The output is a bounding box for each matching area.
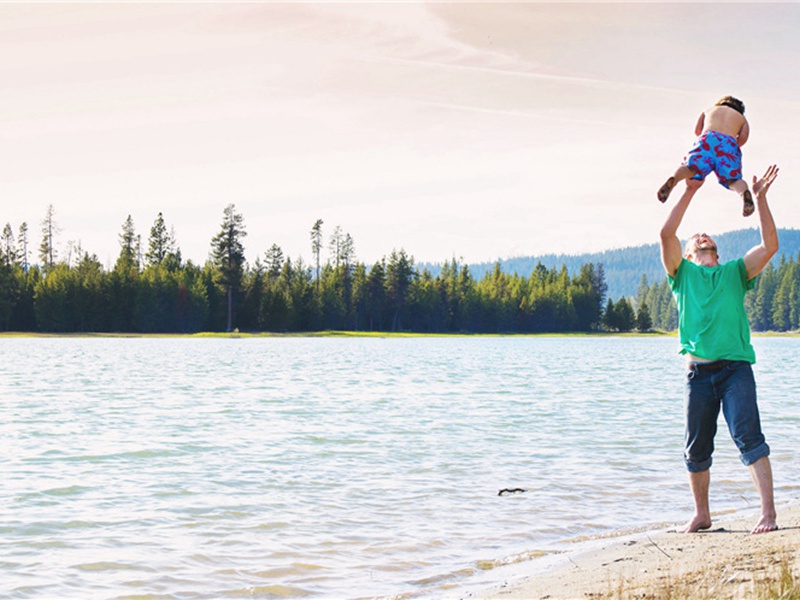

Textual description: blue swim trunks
[683,130,742,189]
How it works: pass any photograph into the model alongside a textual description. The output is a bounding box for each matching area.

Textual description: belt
[690,359,733,371]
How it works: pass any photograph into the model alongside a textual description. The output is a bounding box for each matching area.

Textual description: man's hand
[660,179,705,277]
[753,165,779,200]
[744,164,779,279]
[686,177,704,191]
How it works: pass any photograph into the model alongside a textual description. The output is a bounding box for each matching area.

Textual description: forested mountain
[424,229,800,300]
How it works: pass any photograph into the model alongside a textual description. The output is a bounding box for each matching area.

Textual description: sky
[3,2,800,270]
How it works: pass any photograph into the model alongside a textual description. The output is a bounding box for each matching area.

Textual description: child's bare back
[696,104,749,145]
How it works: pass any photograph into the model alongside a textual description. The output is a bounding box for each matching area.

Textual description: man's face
[685,233,719,263]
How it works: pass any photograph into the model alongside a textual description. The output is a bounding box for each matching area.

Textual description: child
[658,96,754,217]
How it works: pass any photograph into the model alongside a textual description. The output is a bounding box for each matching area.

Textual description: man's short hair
[684,234,699,257]
[716,95,745,115]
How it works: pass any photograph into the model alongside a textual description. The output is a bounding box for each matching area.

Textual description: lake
[2,335,799,599]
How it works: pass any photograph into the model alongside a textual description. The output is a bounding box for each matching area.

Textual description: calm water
[2,336,799,599]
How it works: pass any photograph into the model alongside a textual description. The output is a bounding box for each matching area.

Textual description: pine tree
[614,297,636,332]
[39,204,59,273]
[647,278,677,331]
[114,215,139,272]
[636,300,653,332]
[365,261,386,331]
[748,263,777,331]
[0,256,15,329]
[310,219,323,291]
[572,262,606,331]
[329,225,343,269]
[240,259,265,330]
[211,204,247,332]
[350,262,368,330]
[145,212,176,267]
[341,233,356,271]
[603,298,616,330]
[596,263,609,306]
[386,249,414,331]
[771,257,798,331]
[635,274,649,311]
[662,280,678,330]
[18,222,29,271]
[265,244,284,280]
[1,224,16,267]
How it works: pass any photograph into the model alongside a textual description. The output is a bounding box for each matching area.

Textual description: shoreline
[0,330,675,341]
[3,330,798,340]
[472,500,800,599]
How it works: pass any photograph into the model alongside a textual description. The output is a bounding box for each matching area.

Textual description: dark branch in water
[498,488,526,496]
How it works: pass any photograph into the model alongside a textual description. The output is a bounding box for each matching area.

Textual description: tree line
[0,205,615,334]
[1,205,796,334]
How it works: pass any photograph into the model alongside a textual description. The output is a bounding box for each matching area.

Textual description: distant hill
[420,228,800,300]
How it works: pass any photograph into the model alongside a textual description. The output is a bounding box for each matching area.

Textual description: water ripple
[1,336,798,598]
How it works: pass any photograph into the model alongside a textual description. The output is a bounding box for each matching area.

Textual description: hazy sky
[3,2,800,269]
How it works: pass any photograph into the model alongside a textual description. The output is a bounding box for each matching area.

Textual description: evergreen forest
[1,206,798,334]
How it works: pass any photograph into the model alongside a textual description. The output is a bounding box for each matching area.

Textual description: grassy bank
[606,547,799,600]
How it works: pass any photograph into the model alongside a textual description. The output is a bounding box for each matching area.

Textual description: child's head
[715,96,745,115]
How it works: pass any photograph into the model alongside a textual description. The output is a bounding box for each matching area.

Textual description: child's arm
[738,119,750,147]
[694,112,705,136]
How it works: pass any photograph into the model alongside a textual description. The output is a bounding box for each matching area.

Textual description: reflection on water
[1,336,798,598]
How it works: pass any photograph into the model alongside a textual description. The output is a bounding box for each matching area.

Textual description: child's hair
[715,96,745,115]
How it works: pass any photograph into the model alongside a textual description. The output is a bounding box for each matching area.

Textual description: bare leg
[682,470,713,533]
[748,456,778,534]
[729,179,754,216]
[658,166,696,202]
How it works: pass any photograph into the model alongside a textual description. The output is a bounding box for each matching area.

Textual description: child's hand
[753,165,779,199]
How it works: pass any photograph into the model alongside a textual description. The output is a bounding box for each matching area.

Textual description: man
[659,164,780,534]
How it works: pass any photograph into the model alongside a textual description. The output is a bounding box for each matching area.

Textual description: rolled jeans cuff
[685,456,713,473]
[740,441,770,467]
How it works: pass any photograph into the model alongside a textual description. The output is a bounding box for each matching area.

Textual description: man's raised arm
[744,165,780,280]
[660,180,703,277]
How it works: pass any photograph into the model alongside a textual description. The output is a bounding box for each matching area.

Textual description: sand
[478,501,800,599]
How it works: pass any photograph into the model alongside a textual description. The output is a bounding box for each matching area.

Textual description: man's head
[684,233,719,265]
[716,95,745,115]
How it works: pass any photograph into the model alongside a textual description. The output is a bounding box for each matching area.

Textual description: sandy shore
[477,501,800,599]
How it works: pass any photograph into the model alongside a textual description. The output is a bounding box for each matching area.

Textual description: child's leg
[729,179,754,217]
[658,166,696,203]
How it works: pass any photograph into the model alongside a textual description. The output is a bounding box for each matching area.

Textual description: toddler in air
[658,96,753,216]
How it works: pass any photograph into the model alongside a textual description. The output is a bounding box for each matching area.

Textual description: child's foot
[657,177,676,203]
[742,190,754,217]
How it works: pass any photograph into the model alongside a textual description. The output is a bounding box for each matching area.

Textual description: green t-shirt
[668,258,756,363]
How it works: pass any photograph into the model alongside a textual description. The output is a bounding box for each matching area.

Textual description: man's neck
[693,256,719,267]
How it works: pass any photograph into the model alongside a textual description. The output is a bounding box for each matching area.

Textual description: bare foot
[751,514,778,534]
[742,189,754,217]
[657,177,676,203]
[680,514,712,533]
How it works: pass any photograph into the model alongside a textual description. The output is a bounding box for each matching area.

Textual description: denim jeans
[684,360,770,473]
